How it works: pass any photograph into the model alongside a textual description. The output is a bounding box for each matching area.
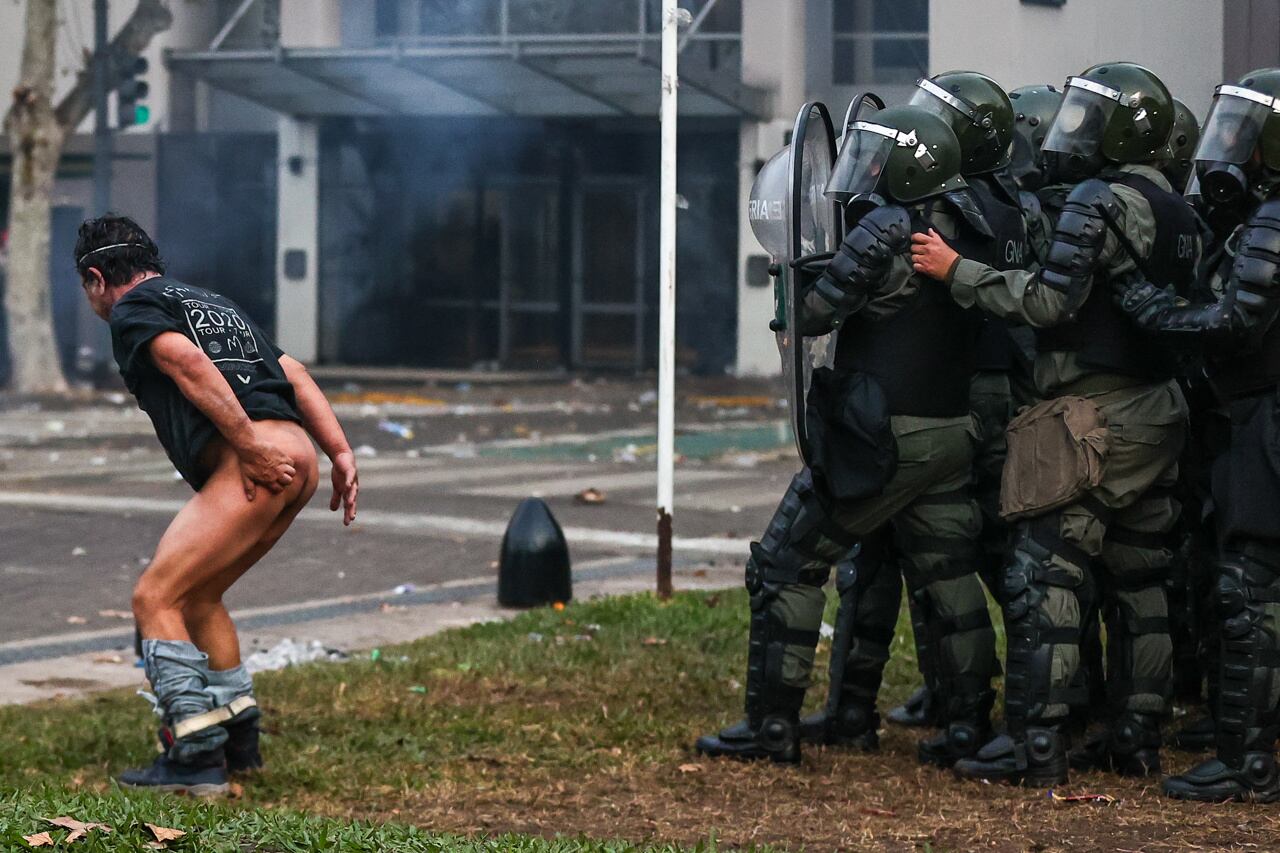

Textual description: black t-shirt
[110,276,301,490]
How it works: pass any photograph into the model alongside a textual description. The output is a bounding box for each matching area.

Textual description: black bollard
[497,498,572,608]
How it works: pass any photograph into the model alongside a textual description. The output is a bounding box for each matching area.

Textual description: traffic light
[116,56,150,128]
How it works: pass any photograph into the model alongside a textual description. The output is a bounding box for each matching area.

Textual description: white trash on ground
[244,638,348,674]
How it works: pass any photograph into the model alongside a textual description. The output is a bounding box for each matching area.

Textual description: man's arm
[148,331,296,500]
[280,354,359,525]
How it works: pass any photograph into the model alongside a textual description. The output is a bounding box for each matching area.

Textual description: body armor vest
[1036,172,1198,378]
[835,195,987,417]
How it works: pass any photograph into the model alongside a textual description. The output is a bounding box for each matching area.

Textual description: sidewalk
[0,560,739,706]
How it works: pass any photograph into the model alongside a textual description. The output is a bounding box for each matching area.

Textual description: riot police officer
[911,62,1199,785]
[827,73,1030,768]
[695,105,992,764]
[1113,68,1280,802]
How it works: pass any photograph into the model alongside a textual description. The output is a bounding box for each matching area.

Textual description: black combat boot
[1171,715,1216,751]
[118,748,229,796]
[953,726,1069,786]
[886,685,937,728]
[1070,711,1162,776]
[695,685,804,764]
[1164,752,1280,803]
[918,690,995,768]
[798,701,879,750]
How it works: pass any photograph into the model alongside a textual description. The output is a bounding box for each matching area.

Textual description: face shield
[908,78,976,128]
[1195,85,1276,206]
[1042,77,1121,159]
[825,121,911,204]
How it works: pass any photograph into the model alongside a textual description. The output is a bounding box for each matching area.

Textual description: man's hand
[911,229,960,282]
[330,450,359,526]
[1112,278,1175,330]
[237,431,296,501]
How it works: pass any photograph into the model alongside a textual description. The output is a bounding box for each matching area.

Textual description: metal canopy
[166,41,765,119]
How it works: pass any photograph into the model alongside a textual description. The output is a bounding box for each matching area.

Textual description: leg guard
[801,531,899,748]
[698,472,843,763]
[1165,547,1280,802]
[1000,517,1086,736]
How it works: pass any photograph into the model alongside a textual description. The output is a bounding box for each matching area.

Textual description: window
[832,0,928,86]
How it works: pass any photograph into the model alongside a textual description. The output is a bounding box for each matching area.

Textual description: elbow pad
[1037,179,1120,318]
[1229,199,1280,334]
[810,205,912,312]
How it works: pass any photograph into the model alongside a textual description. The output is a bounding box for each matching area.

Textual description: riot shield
[780,102,841,463]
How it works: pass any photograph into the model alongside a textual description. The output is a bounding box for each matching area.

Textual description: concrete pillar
[280,0,343,47]
[735,0,809,376]
[276,116,320,363]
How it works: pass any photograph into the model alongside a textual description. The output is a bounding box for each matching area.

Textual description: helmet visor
[1195,85,1274,167]
[908,78,976,127]
[1041,78,1121,159]
[825,123,899,203]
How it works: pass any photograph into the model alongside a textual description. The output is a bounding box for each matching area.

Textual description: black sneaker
[953,730,1068,787]
[1164,754,1280,803]
[886,685,936,728]
[117,753,229,797]
[695,716,800,764]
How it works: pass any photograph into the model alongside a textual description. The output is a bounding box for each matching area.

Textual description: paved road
[0,377,796,661]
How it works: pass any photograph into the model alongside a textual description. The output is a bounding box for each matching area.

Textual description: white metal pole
[656,0,682,599]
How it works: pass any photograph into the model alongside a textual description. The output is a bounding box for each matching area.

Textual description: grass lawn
[3,588,1279,851]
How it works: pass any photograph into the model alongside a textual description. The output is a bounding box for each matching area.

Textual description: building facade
[1,0,1272,380]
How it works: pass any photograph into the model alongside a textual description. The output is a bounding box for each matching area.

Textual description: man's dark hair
[74,215,165,286]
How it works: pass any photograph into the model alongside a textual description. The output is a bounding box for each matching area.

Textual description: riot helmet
[1161,99,1200,191]
[1008,84,1063,190]
[907,71,1015,175]
[825,105,967,205]
[1194,68,1280,207]
[1042,62,1174,183]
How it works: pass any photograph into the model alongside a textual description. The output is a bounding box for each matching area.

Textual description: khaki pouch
[999,395,1110,521]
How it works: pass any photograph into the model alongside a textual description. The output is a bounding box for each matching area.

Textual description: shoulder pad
[1066,178,1120,216]
[941,188,995,238]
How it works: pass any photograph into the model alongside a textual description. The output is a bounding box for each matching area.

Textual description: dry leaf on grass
[145,823,186,843]
[677,763,703,773]
[860,807,896,817]
[44,816,112,842]
[641,637,668,646]
[22,833,53,848]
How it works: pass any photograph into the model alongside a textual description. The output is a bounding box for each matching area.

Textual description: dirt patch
[328,726,1280,852]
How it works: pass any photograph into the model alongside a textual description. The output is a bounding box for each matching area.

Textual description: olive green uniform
[948,164,1192,761]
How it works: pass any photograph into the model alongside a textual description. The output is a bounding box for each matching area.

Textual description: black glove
[812,204,913,308]
[1111,278,1176,331]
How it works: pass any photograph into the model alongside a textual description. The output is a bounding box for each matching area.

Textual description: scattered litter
[354,444,378,458]
[392,583,417,595]
[820,622,835,640]
[553,602,566,611]
[71,547,86,557]
[243,638,346,674]
[637,390,658,405]
[66,616,87,625]
[90,456,106,466]
[1052,789,1113,804]
[98,609,132,619]
[379,602,406,613]
[92,654,124,664]
[105,392,128,405]
[613,443,639,463]
[44,420,66,433]
[527,632,545,643]
[378,419,415,440]
[730,505,742,513]
[408,685,428,694]
[47,452,60,463]
[728,454,759,469]
[574,487,606,505]
[337,571,346,579]
[370,648,382,662]
[641,636,668,646]
[728,678,742,690]
[677,763,703,773]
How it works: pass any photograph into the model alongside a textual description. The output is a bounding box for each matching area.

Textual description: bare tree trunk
[4,0,67,394]
[3,0,173,394]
